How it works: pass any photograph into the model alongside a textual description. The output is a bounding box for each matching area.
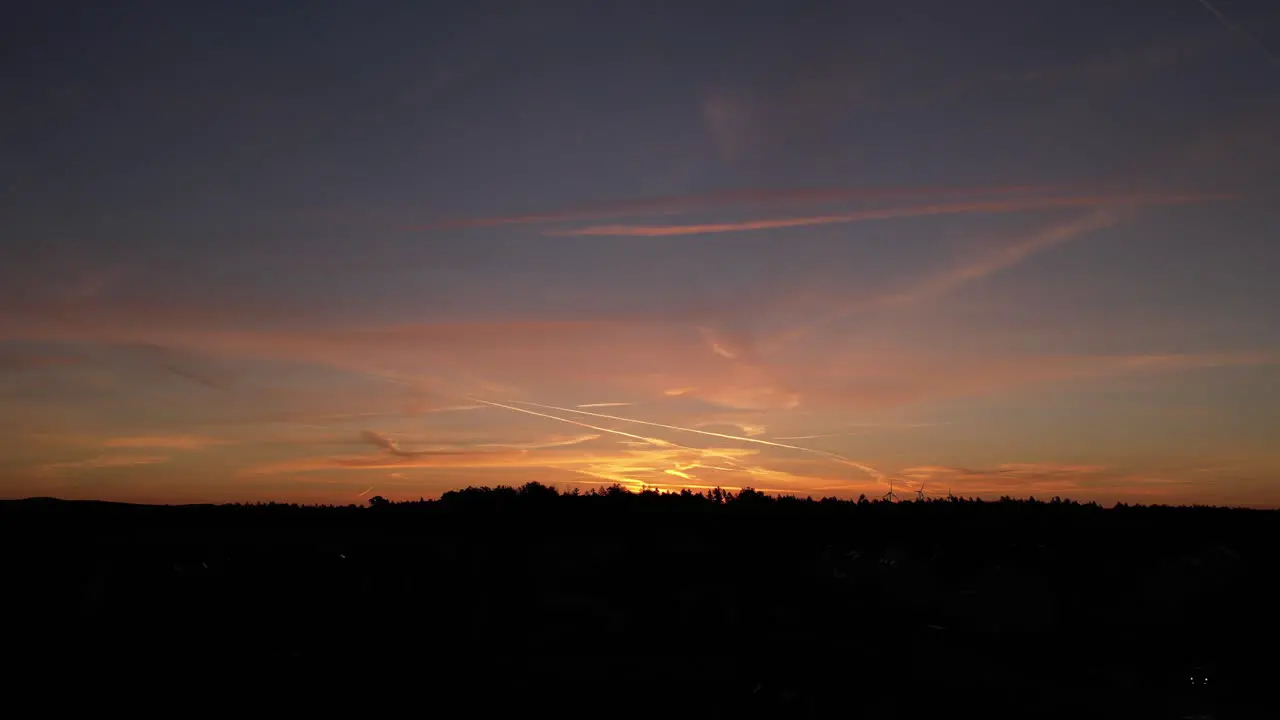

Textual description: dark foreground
[4,487,1278,718]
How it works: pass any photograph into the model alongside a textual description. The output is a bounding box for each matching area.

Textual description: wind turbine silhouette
[915,483,927,502]
[882,479,899,503]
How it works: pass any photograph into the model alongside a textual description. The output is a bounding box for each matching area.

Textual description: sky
[2,1,1279,506]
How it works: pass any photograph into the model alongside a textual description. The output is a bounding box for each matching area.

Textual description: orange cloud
[467,398,678,449]
[358,428,600,454]
[39,454,171,474]
[240,444,771,491]
[504,399,885,481]
[893,463,1193,500]
[101,435,232,450]
[237,413,884,497]
[695,418,768,437]
[770,432,867,441]
[545,193,1229,238]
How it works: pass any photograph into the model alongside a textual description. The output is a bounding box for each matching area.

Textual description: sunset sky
[3,1,1279,506]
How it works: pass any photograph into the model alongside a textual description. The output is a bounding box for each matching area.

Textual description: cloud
[794,350,1280,411]
[25,433,235,451]
[359,428,599,455]
[467,398,678,449]
[892,28,1225,114]
[425,404,489,413]
[101,435,232,450]
[1195,0,1280,68]
[253,398,871,494]
[161,363,224,389]
[242,445,760,478]
[545,193,1228,238]
[361,429,400,453]
[769,208,1124,346]
[52,266,127,305]
[653,361,799,411]
[475,434,600,451]
[416,184,1052,230]
[897,463,1102,494]
[693,416,768,437]
[0,352,84,372]
[698,325,753,362]
[701,89,763,160]
[505,399,884,481]
[39,454,171,474]
[894,463,1193,500]
[770,432,867,441]
[576,402,633,408]
[223,398,1225,504]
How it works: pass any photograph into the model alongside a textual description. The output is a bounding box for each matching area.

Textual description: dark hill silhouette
[3,485,1277,718]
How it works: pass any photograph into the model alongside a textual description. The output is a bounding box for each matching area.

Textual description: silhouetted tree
[519,482,559,501]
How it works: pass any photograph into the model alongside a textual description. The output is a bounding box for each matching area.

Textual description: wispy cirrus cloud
[101,435,233,450]
[0,352,85,372]
[794,350,1280,412]
[39,454,171,474]
[242,438,859,498]
[413,184,1053,230]
[358,428,599,455]
[695,418,768,437]
[770,422,944,441]
[770,208,1124,346]
[770,431,867,441]
[242,444,761,482]
[895,463,1192,500]
[503,399,885,482]
[25,433,235,451]
[545,192,1228,238]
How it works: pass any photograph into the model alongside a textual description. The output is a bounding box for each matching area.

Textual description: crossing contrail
[468,397,746,467]
[506,400,884,481]
[468,398,673,448]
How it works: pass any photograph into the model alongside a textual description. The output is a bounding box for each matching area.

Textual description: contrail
[507,400,884,481]
[410,184,1055,230]
[467,398,673,448]
[467,397,747,468]
[770,432,867,441]
[357,486,374,498]
[765,208,1123,349]
[1197,0,1280,68]
[544,193,1230,238]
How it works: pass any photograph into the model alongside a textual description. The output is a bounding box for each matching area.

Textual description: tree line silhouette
[3,485,1277,718]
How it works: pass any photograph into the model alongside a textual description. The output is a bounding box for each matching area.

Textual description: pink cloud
[545,193,1228,238]
[412,184,1055,231]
